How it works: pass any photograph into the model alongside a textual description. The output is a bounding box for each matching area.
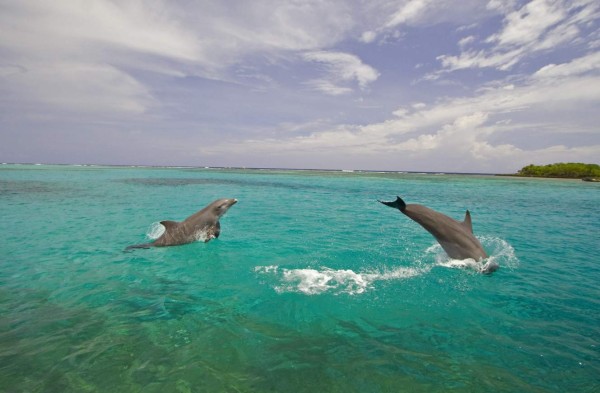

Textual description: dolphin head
[211,198,238,217]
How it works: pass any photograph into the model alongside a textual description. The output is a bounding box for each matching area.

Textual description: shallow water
[1,164,598,392]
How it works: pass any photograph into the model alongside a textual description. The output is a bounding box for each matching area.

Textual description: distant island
[513,163,600,181]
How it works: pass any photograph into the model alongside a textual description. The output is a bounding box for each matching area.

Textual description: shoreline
[495,173,600,181]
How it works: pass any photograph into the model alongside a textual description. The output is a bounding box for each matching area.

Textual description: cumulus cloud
[303,51,380,95]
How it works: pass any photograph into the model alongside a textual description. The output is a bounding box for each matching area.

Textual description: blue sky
[1,0,598,172]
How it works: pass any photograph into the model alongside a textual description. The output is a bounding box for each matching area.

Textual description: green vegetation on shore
[515,163,600,179]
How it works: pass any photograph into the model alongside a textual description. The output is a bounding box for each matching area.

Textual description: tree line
[516,163,600,178]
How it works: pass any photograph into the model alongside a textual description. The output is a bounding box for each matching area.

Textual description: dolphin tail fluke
[378,196,406,212]
[125,243,154,251]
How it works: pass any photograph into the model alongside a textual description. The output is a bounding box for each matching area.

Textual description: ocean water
[0,164,598,392]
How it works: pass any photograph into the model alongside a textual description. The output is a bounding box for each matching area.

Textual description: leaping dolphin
[379,196,498,274]
[126,198,237,250]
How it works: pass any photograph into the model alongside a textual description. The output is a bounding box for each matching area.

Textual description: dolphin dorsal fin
[160,220,179,230]
[462,210,473,233]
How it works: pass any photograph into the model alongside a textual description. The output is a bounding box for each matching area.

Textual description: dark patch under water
[0,180,65,196]
[117,177,335,192]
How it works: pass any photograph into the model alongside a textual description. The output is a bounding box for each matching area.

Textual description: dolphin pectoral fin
[378,196,406,212]
[199,223,221,243]
[461,210,474,233]
[207,222,220,240]
[160,220,179,230]
[125,243,154,251]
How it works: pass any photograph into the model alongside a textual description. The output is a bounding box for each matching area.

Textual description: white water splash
[481,236,519,269]
[255,265,428,295]
[193,230,212,243]
[426,236,519,272]
[146,222,165,240]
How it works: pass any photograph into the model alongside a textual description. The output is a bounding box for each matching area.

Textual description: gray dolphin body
[379,196,498,274]
[126,198,237,250]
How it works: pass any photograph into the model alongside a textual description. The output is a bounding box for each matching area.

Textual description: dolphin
[126,198,237,250]
[379,196,498,274]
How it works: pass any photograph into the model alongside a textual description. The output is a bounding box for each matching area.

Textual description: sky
[1,0,599,173]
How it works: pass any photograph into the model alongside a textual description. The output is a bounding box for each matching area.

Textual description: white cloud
[0,1,198,114]
[1,1,598,171]
[385,0,433,28]
[384,0,495,28]
[0,0,360,113]
[486,0,519,13]
[439,0,600,72]
[305,79,354,96]
[1,62,152,114]
[458,35,476,48]
[202,53,600,171]
[0,1,200,65]
[360,31,377,43]
[437,47,524,72]
[533,51,600,78]
[486,0,566,47]
[361,0,499,44]
[393,108,409,118]
[303,51,380,94]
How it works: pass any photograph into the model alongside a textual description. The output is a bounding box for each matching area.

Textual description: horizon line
[1,161,507,176]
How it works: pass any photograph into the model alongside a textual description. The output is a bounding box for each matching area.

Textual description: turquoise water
[1,164,598,392]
